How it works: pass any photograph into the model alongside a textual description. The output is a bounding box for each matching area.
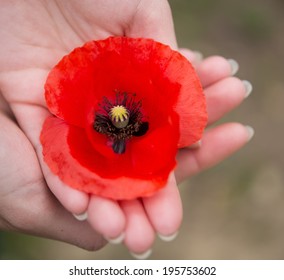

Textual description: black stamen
[93,92,149,154]
[112,139,126,154]
[133,122,149,137]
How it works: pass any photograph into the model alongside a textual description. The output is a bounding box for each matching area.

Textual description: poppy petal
[129,113,179,176]
[164,51,208,147]
[45,43,99,127]
[40,117,167,200]
[70,122,178,181]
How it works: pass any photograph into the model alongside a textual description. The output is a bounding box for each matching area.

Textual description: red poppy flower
[40,37,207,200]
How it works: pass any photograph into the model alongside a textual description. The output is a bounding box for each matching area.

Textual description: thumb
[126,0,177,49]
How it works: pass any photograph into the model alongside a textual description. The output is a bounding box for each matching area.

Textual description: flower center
[109,105,129,128]
[93,92,148,154]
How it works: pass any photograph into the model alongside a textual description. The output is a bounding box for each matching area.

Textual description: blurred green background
[1,0,284,259]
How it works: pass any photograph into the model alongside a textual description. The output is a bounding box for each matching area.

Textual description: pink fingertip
[87,196,126,238]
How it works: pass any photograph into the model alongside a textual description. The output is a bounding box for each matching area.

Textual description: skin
[0,0,251,255]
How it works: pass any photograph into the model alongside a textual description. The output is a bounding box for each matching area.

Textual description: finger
[41,208,107,251]
[143,173,182,240]
[127,0,177,48]
[120,199,155,257]
[0,69,47,106]
[28,199,107,251]
[179,48,203,66]
[0,113,106,251]
[196,56,237,88]
[39,155,90,215]
[7,189,107,251]
[10,103,90,215]
[176,123,254,183]
[205,77,251,125]
[87,195,126,243]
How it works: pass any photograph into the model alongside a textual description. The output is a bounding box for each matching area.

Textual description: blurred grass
[1,0,284,259]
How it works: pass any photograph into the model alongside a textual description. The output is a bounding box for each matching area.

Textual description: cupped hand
[0,0,252,258]
[0,94,106,250]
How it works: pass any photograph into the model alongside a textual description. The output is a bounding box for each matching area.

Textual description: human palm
[0,0,251,257]
[0,107,107,250]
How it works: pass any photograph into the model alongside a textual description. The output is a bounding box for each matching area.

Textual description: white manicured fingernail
[228,59,239,75]
[158,231,179,242]
[130,249,152,260]
[73,212,88,221]
[105,232,125,244]
[242,80,253,98]
[245,126,255,141]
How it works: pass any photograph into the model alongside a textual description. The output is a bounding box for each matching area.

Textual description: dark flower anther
[40,37,207,200]
[94,92,148,154]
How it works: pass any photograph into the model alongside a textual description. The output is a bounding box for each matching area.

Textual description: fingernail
[193,51,203,62]
[105,232,125,244]
[158,231,179,242]
[130,249,152,260]
[228,59,239,75]
[242,80,253,98]
[189,140,202,149]
[245,125,255,141]
[73,212,88,221]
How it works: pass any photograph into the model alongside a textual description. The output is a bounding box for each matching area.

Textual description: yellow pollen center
[109,105,129,128]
